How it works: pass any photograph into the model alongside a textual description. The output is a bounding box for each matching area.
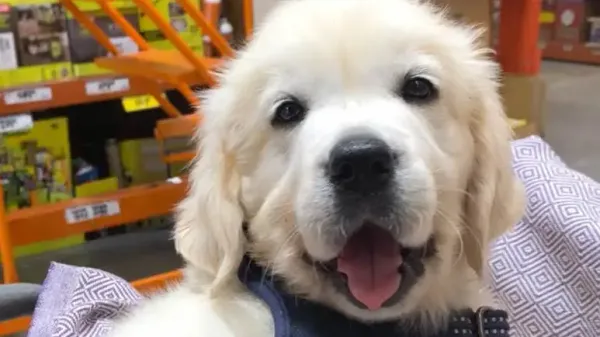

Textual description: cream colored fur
[108,1,524,336]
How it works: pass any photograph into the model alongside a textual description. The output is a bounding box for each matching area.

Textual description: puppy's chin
[301,223,436,320]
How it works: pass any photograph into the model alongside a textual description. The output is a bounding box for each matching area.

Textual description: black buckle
[475,306,491,337]
[473,306,510,337]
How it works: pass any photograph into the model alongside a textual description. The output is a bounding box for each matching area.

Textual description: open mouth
[306,224,436,311]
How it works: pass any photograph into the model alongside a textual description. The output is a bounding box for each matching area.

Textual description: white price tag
[85,78,130,96]
[64,200,121,224]
[0,113,33,134]
[166,176,183,184]
[0,32,18,70]
[109,36,139,55]
[562,44,574,52]
[4,87,52,105]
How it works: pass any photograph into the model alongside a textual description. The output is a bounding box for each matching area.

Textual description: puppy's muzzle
[327,135,397,194]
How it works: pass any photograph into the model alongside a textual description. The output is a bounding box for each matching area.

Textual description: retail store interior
[2,0,600,336]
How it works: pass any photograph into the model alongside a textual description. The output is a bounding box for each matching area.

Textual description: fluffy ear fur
[173,96,246,296]
[462,61,525,276]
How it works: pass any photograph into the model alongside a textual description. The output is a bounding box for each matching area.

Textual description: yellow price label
[539,11,555,24]
[121,95,160,113]
[509,118,527,129]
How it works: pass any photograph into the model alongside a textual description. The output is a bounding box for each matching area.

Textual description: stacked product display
[0,0,207,87]
[539,0,600,63]
[0,0,242,257]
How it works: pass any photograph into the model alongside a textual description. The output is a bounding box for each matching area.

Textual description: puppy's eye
[400,77,437,103]
[271,97,307,127]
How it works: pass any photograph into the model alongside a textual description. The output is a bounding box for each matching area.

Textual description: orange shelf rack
[0,2,236,334]
[497,0,543,75]
[0,0,244,286]
[0,75,178,116]
[542,41,600,65]
[59,0,236,117]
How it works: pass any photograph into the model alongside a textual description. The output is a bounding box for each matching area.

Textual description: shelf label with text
[85,78,130,96]
[64,201,121,224]
[0,113,33,134]
[122,94,161,113]
[4,87,52,105]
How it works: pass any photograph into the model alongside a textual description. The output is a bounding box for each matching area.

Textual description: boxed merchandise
[554,0,589,43]
[434,0,544,138]
[500,75,546,137]
[0,3,18,88]
[539,2,556,46]
[0,117,82,257]
[588,17,600,44]
[0,117,72,205]
[119,137,189,185]
[119,138,169,185]
[138,0,203,54]
[8,0,72,86]
[66,0,139,77]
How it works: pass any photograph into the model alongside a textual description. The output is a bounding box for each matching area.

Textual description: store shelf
[542,41,600,65]
[0,75,173,116]
[0,316,29,336]
[7,178,187,247]
[96,51,223,85]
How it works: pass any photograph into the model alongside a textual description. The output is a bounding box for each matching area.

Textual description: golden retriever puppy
[109,0,524,336]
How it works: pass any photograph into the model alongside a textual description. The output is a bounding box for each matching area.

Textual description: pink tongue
[337,226,402,311]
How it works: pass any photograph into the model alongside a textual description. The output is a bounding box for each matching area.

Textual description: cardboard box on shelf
[501,75,546,137]
[588,17,600,44]
[0,117,83,257]
[119,138,168,185]
[554,0,588,43]
[66,0,139,77]
[119,137,189,186]
[539,23,555,47]
[433,0,544,137]
[0,117,73,205]
[137,0,203,54]
[8,0,73,87]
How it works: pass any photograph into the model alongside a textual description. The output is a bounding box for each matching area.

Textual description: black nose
[328,135,396,193]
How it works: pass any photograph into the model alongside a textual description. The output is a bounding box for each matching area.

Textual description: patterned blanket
[490,136,600,336]
[26,136,600,337]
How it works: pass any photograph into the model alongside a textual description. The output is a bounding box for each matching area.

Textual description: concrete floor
[3,59,600,287]
[542,61,600,181]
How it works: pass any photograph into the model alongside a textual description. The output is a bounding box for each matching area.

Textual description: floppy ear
[462,63,525,277]
[173,96,246,296]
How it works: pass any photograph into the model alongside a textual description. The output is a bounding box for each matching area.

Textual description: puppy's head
[175,0,523,324]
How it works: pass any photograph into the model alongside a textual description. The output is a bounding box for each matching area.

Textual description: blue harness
[239,258,510,337]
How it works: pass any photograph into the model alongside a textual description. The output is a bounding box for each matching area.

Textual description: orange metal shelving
[542,41,600,65]
[0,0,238,287]
[497,0,542,75]
[0,75,181,116]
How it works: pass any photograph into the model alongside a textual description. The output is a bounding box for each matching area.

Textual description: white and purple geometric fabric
[489,136,600,337]
[27,263,144,337]
[26,136,600,337]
